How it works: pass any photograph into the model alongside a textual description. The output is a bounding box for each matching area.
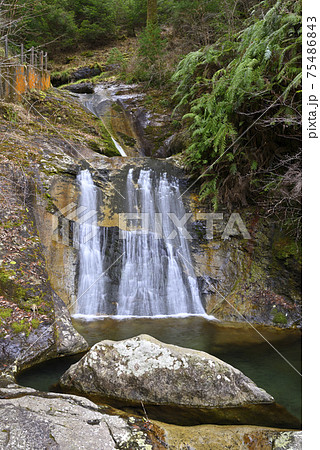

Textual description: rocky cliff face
[38,152,302,327]
[0,89,107,375]
[187,196,302,328]
[53,82,302,328]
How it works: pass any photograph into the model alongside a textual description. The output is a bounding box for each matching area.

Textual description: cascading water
[74,167,205,317]
[117,168,205,316]
[74,85,127,157]
[74,170,106,315]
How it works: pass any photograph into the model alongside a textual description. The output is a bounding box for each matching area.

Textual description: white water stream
[117,168,205,315]
[75,85,128,157]
[74,170,106,314]
[75,168,205,317]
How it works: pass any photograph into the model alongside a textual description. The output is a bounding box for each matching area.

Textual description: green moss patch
[272,312,288,325]
[0,308,13,320]
[273,237,301,262]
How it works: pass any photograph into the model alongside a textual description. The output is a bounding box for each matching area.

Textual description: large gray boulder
[0,385,154,450]
[59,334,300,427]
[60,334,272,406]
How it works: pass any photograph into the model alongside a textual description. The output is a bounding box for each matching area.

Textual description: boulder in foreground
[59,334,300,428]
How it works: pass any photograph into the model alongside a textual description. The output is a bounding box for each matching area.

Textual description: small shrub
[138,23,166,64]
[107,48,126,65]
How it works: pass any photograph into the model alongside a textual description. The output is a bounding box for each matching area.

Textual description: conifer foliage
[172,0,301,219]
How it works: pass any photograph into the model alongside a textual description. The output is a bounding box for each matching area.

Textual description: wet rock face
[51,66,103,87]
[155,132,189,158]
[72,66,102,81]
[52,293,89,356]
[0,159,88,377]
[63,83,95,94]
[0,323,55,376]
[40,149,301,328]
[187,198,302,328]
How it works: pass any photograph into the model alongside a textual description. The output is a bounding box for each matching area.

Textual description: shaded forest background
[1,0,302,238]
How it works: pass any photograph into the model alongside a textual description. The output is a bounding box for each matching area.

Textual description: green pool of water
[17,316,301,422]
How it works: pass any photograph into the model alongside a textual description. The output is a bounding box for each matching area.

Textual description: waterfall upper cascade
[75,85,128,157]
[74,168,206,317]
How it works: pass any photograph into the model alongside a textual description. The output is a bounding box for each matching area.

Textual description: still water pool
[17,316,301,422]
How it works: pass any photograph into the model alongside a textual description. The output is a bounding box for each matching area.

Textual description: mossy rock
[116,132,136,148]
[0,268,26,303]
[271,309,288,325]
[272,237,301,263]
[11,320,30,335]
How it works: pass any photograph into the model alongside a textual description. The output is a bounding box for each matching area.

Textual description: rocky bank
[0,382,302,449]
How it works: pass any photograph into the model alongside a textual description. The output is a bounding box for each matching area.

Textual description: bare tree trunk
[147,0,157,26]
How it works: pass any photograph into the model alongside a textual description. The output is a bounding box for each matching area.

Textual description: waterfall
[74,170,106,315]
[74,168,205,317]
[117,168,205,316]
[111,136,127,157]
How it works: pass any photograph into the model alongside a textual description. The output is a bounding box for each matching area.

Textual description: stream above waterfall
[74,83,146,157]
